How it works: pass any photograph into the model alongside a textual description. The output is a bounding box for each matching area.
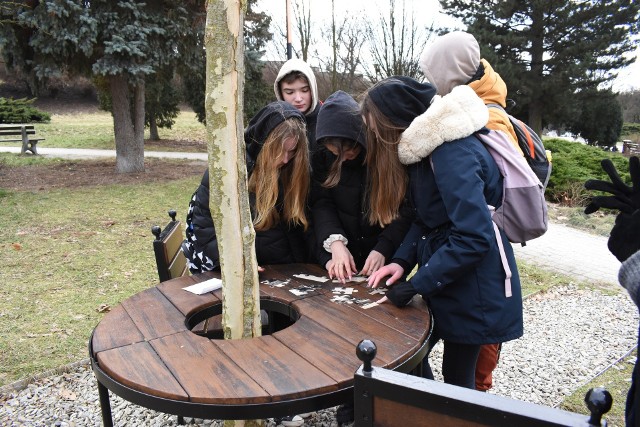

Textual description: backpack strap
[431,156,513,298]
[515,118,535,160]
[488,205,513,297]
[487,104,536,160]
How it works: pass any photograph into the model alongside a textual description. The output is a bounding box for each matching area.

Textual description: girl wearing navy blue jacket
[364,77,523,389]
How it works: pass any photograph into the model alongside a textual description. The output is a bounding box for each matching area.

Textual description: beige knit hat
[419,31,480,96]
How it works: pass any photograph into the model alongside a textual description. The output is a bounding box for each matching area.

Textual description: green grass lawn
[30,108,206,151]
[0,167,200,385]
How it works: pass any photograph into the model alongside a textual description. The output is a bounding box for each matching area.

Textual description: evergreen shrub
[544,138,631,206]
[0,97,51,124]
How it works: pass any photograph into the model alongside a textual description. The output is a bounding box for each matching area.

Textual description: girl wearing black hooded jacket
[311,90,412,283]
[182,101,313,272]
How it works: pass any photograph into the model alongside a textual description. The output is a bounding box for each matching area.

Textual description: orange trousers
[475,343,502,391]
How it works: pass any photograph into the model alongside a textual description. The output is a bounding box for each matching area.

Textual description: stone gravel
[1,284,638,427]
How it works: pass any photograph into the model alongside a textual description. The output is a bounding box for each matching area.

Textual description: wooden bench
[622,140,640,157]
[151,209,188,283]
[89,265,432,426]
[353,340,612,427]
[0,124,45,154]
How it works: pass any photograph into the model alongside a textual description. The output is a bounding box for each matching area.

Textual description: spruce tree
[440,0,640,135]
[0,0,205,172]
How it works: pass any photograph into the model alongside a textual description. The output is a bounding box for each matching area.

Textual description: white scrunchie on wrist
[323,234,348,253]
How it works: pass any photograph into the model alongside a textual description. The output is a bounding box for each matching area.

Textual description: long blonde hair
[361,91,408,227]
[248,118,310,231]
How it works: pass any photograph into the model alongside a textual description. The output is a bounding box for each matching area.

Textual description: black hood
[315,90,366,150]
[244,101,306,169]
[368,76,437,127]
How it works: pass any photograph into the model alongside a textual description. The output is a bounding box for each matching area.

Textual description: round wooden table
[90,264,432,425]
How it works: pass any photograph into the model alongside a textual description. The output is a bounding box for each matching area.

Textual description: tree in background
[0,0,205,173]
[364,0,431,82]
[182,0,272,123]
[145,68,181,141]
[93,67,181,142]
[0,0,45,96]
[619,90,640,124]
[571,89,623,147]
[293,0,312,61]
[441,0,640,135]
[316,0,366,95]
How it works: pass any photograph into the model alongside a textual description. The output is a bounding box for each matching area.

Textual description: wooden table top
[90,263,431,417]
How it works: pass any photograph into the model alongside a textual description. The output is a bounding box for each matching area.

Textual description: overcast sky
[255,0,640,92]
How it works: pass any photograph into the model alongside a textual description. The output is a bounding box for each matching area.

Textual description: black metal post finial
[151,225,162,240]
[356,339,377,374]
[584,387,613,426]
[168,209,177,221]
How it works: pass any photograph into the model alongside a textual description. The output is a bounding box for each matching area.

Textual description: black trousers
[421,327,481,389]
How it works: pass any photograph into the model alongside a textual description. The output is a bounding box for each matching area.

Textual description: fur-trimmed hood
[398,85,489,165]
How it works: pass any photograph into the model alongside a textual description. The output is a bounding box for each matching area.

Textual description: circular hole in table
[185,298,298,339]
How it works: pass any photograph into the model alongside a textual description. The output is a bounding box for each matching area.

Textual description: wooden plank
[162,222,184,264]
[0,124,34,129]
[121,287,187,339]
[157,273,220,317]
[216,335,339,401]
[0,129,36,135]
[372,396,488,427]
[96,341,188,401]
[293,295,421,369]
[272,315,371,385]
[150,331,271,404]
[167,252,187,281]
[91,303,144,353]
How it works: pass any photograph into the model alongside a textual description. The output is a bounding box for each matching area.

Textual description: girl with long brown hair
[182,101,313,272]
[311,90,412,284]
[364,76,523,390]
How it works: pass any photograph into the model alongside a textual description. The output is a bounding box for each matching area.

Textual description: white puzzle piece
[361,301,380,309]
[293,273,329,283]
[332,287,357,295]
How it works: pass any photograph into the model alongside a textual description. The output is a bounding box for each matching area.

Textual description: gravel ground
[1,284,638,427]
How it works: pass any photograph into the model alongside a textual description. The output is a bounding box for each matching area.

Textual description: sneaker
[298,412,314,418]
[278,415,304,427]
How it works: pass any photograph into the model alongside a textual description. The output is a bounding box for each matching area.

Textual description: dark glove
[608,209,640,262]
[385,281,418,307]
[584,156,640,214]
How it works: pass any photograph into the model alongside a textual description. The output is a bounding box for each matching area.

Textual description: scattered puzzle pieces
[369,288,387,295]
[260,278,290,288]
